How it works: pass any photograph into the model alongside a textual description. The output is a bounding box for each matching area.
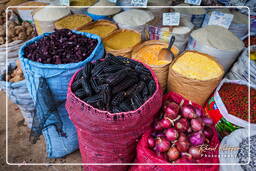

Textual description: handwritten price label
[163,12,180,26]
[60,0,69,6]
[208,11,234,29]
[131,0,148,7]
[108,0,117,3]
[184,0,202,5]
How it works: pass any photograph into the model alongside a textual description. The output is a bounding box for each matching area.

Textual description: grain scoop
[158,36,175,62]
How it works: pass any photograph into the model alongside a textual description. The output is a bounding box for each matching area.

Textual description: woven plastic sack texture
[19,30,104,158]
[130,92,220,171]
[66,62,163,171]
[0,61,34,128]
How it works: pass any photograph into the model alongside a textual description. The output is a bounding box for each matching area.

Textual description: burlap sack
[132,40,179,91]
[167,50,224,105]
[103,29,142,58]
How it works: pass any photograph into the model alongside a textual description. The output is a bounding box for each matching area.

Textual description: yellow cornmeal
[133,44,179,65]
[80,25,116,38]
[55,14,92,30]
[172,52,223,80]
[70,0,96,6]
[104,31,141,50]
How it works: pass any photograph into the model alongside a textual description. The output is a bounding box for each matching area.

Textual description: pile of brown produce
[148,98,214,162]
[0,19,36,45]
[5,60,24,82]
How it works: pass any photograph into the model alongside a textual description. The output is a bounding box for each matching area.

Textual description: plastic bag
[19,30,105,158]
[130,92,220,171]
[66,61,163,171]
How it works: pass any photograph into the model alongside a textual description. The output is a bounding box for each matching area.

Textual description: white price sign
[108,0,117,3]
[184,0,201,5]
[162,13,180,26]
[60,0,69,6]
[131,0,148,7]
[208,11,234,29]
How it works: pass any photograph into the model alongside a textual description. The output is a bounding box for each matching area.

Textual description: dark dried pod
[103,65,124,73]
[83,63,94,79]
[102,85,111,107]
[74,70,83,81]
[119,101,132,112]
[131,94,143,110]
[135,65,151,76]
[91,60,108,77]
[81,77,93,96]
[71,79,82,92]
[90,77,100,93]
[83,94,102,105]
[105,69,129,86]
[112,78,138,94]
[125,84,138,97]
[75,88,86,99]
[111,92,126,106]
[139,74,151,82]
[142,86,149,99]
[135,81,146,93]
[112,106,122,113]
[148,80,156,95]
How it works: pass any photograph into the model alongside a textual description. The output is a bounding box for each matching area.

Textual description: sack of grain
[131,40,179,91]
[0,61,34,128]
[103,29,142,58]
[19,30,104,158]
[202,9,248,39]
[146,17,194,51]
[113,9,154,34]
[167,50,224,105]
[33,7,70,34]
[187,25,244,72]
[226,46,256,86]
[204,79,256,138]
[78,20,118,39]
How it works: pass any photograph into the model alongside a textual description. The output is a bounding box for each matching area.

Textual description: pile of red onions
[148,99,214,162]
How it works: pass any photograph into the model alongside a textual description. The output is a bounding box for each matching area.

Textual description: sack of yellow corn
[132,40,179,91]
[167,50,224,105]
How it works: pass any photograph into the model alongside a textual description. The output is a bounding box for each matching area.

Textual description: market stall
[1,1,255,171]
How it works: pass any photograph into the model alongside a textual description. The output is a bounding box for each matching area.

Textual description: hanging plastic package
[0,61,34,128]
[19,30,104,158]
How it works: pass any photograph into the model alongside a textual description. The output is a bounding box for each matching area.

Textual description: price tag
[131,0,148,7]
[162,13,180,26]
[60,0,69,6]
[108,0,117,3]
[184,0,202,5]
[208,11,234,29]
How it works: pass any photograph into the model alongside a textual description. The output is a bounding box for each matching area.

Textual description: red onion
[202,117,213,126]
[160,118,171,128]
[155,137,170,152]
[189,132,205,146]
[181,104,197,119]
[148,136,155,148]
[167,147,180,161]
[178,133,187,142]
[175,118,189,132]
[203,126,213,139]
[176,141,190,152]
[165,128,179,141]
[189,146,202,159]
[164,102,179,119]
[154,122,163,131]
[195,107,203,117]
[191,118,204,132]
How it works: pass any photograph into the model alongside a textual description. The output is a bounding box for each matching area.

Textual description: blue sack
[0,61,35,128]
[19,30,104,158]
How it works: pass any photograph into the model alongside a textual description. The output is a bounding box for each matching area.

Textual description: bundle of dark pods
[148,99,214,162]
[71,54,156,113]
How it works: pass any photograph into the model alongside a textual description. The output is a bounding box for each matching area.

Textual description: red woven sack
[130,92,220,171]
[66,62,163,171]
